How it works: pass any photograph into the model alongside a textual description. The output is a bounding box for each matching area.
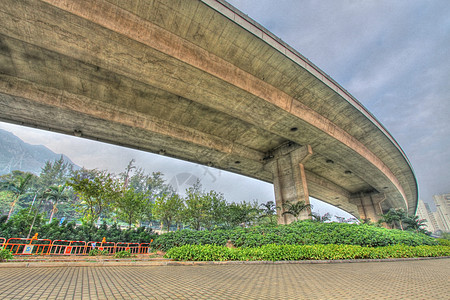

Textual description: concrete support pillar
[350,193,386,223]
[268,144,313,224]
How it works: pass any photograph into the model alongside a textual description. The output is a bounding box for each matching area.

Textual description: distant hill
[0,129,79,175]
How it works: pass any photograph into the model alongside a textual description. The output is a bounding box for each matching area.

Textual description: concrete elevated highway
[0,0,418,223]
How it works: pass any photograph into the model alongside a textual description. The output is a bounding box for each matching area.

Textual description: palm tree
[282,200,312,222]
[379,208,407,230]
[259,201,277,224]
[1,173,34,220]
[310,212,331,222]
[44,185,69,223]
[403,215,428,233]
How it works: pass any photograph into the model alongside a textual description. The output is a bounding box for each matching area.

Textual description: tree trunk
[6,197,18,221]
[48,203,58,224]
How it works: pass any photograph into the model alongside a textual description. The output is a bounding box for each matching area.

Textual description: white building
[417,194,450,234]
[433,193,450,232]
[416,199,437,233]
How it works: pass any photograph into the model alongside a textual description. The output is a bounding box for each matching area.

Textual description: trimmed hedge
[165,244,450,261]
[153,221,437,251]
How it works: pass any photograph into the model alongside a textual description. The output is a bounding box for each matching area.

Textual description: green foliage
[123,164,174,224]
[113,250,134,258]
[183,181,212,230]
[310,212,331,223]
[0,208,46,238]
[43,184,69,224]
[115,188,146,228]
[281,200,311,222]
[0,247,14,262]
[403,215,429,234]
[38,157,74,188]
[165,244,450,261]
[0,172,35,220]
[436,238,450,246]
[0,212,157,242]
[88,249,109,256]
[259,201,277,225]
[153,220,438,251]
[379,209,430,234]
[152,193,184,231]
[68,170,122,226]
[224,200,259,228]
[166,244,240,261]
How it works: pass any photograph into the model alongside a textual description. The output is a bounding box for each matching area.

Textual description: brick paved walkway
[0,259,448,299]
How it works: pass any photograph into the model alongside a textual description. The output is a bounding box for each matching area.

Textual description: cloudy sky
[228,0,450,203]
[1,0,449,215]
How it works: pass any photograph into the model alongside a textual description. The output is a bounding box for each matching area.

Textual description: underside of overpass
[0,0,418,223]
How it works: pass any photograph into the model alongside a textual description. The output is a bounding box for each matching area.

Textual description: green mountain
[0,129,79,175]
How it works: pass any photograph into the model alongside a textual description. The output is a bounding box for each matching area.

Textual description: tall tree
[115,188,146,228]
[183,181,211,230]
[43,184,69,223]
[185,181,209,230]
[68,169,121,226]
[39,156,74,188]
[124,166,174,226]
[379,208,408,230]
[259,201,277,225]
[120,159,136,190]
[0,172,35,220]
[152,193,184,231]
[225,201,259,228]
[403,215,428,233]
[203,190,228,229]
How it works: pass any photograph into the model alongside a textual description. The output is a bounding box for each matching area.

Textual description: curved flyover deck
[0,0,418,222]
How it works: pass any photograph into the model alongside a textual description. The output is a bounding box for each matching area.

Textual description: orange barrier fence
[139,242,152,254]
[2,237,153,256]
[87,241,116,254]
[116,242,140,254]
[50,240,88,255]
[5,238,52,255]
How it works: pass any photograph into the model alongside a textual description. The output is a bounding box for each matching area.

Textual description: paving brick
[0,259,448,299]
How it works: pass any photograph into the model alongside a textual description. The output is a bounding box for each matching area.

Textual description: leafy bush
[0,209,46,238]
[165,244,450,261]
[154,221,437,251]
[113,250,134,258]
[436,238,450,246]
[0,213,157,243]
[88,249,109,256]
[0,247,14,262]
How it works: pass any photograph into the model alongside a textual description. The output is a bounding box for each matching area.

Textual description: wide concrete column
[350,193,386,223]
[267,144,313,224]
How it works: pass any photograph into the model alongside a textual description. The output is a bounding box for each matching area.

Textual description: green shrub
[88,249,109,256]
[154,221,437,251]
[165,244,239,261]
[436,238,450,246]
[0,215,157,243]
[0,247,14,262]
[165,244,450,261]
[113,250,134,258]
